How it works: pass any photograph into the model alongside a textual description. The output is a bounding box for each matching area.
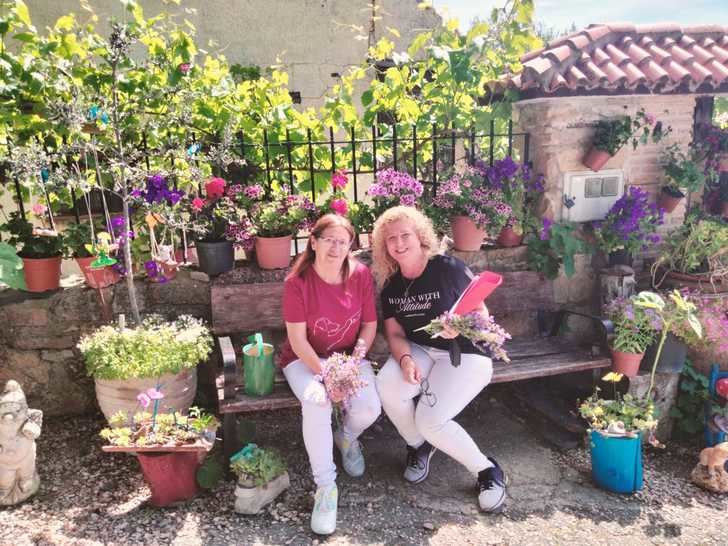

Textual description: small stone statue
[0,380,43,505]
[691,442,728,494]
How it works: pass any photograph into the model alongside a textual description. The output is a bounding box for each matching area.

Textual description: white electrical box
[561,169,625,222]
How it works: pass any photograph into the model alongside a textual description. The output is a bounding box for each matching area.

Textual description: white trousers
[375,342,493,476]
[283,359,381,487]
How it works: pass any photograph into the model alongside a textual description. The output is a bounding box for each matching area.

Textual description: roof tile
[501,23,728,96]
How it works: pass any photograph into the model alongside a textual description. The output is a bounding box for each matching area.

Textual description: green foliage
[346,201,375,234]
[196,449,225,489]
[654,209,728,275]
[79,314,212,380]
[230,443,287,487]
[526,221,590,279]
[100,406,219,448]
[592,107,669,156]
[660,144,706,195]
[229,63,261,83]
[0,211,63,258]
[603,295,658,354]
[62,221,96,258]
[579,374,658,435]
[670,360,714,439]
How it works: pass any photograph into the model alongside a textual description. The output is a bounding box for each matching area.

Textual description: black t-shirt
[380,254,482,354]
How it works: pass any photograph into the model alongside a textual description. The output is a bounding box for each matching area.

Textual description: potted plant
[231,443,290,515]
[366,168,424,217]
[584,107,668,172]
[429,165,511,251]
[651,209,728,292]
[233,184,316,270]
[0,210,64,292]
[591,186,664,267]
[658,144,706,213]
[526,219,592,279]
[188,177,240,276]
[63,221,120,289]
[603,295,659,377]
[78,314,213,422]
[579,371,657,493]
[101,403,219,507]
[481,157,544,247]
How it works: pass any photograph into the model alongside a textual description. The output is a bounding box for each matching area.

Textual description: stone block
[4,302,50,327]
[627,371,680,443]
[40,349,76,363]
[0,349,49,391]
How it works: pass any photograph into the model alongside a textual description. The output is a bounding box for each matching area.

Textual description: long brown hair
[286,214,356,281]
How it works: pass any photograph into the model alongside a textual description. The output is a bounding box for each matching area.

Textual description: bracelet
[399,353,413,366]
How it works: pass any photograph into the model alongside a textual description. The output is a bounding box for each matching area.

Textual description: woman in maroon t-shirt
[281,214,380,535]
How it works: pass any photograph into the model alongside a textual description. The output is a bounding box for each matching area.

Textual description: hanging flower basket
[76,256,120,289]
[583,148,612,172]
[656,187,684,213]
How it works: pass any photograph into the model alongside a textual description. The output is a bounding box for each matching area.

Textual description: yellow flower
[593,407,604,416]
[602,372,624,383]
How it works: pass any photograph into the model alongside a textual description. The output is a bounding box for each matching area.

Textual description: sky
[431,0,728,35]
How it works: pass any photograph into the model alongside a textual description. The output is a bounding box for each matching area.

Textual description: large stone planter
[94,368,197,422]
[234,472,290,514]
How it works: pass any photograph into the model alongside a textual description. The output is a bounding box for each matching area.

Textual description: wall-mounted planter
[583,148,612,172]
[656,187,684,213]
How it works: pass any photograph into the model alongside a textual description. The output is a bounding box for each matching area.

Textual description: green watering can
[243,333,275,396]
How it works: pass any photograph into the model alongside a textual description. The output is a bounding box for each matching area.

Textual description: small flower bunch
[603,295,659,354]
[367,168,423,215]
[430,165,511,233]
[579,372,658,437]
[134,174,184,206]
[319,351,368,406]
[418,311,511,363]
[319,170,351,217]
[483,157,544,234]
[232,184,317,242]
[592,186,664,255]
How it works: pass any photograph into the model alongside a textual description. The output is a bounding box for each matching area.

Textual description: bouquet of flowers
[319,343,368,406]
[418,311,511,363]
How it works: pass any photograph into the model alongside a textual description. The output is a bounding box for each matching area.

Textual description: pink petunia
[178,63,192,75]
[330,198,348,216]
[146,388,164,400]
[31,203,48,216]
[137,392,151,409]
[331,170,348,190]
[191,197,205,212]
[204,177,227,200]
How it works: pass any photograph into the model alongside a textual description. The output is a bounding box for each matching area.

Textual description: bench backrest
[211,270,555,336]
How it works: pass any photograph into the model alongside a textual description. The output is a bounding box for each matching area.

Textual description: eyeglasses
[419,378,437,408]
[318,236,352,248]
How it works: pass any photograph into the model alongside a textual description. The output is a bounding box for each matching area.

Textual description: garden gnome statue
[0,380,43,505]
[690,442,728,494]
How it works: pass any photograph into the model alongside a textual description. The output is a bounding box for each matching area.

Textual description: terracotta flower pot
[583,148,612,172]
[76,256,121,289]
[136,451,207,507]
[255,235,293,270]
[610,349,644,378]
[656,187,684,213]
[451,216,486,252]
[496,226,524,247]
[719,156,728,173]
[722,200,728,219]
[21,255,62,293]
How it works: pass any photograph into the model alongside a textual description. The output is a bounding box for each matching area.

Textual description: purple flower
[540,218,553,240]
[243,184,264,200]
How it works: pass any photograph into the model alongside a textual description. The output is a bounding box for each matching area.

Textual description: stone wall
[0,272,210,417]
[512,94,700,266]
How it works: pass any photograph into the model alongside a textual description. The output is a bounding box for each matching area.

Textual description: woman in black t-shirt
[372,206,507,513]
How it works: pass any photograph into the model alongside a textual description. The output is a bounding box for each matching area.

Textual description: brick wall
[513,94,699,266]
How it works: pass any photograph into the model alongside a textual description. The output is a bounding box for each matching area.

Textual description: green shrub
[79,315,212,380]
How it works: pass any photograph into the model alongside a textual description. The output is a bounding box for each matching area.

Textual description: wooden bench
[211,265,613,462]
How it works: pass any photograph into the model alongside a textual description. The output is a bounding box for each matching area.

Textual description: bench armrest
[539,309,614,353]
[217,336,237,400]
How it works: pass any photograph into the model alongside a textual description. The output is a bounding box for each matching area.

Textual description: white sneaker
[477,458,507,513]
[311,483,338,535]
[334,430,366,477]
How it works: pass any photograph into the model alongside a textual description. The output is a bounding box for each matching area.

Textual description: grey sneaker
[334,430,365,477]
[477,458,507,513]
[403,441,436,484]
[311,483,338,535]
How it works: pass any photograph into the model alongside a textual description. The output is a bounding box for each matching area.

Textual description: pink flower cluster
[320,352,368,406]
[367,168,423,208]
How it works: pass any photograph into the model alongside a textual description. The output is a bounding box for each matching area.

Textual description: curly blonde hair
[370,206,440,287]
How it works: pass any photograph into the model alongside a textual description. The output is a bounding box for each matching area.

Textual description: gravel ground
[2,394,728,546]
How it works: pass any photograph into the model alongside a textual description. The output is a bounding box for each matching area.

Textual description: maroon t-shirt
[278,262,377,367]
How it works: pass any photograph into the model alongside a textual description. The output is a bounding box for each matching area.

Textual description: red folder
[451,271,503,315]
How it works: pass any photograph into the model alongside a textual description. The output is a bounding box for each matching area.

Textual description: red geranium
[204,177,226,200]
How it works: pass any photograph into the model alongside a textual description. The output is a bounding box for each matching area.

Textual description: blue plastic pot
[590,430,643,494]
